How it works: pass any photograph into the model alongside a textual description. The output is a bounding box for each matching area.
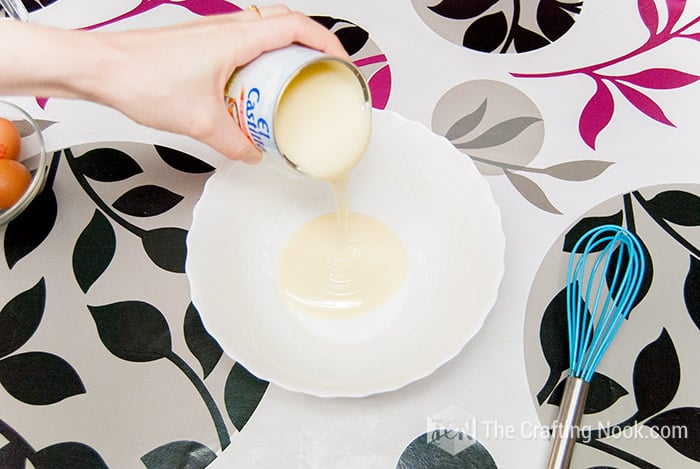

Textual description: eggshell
[0,117,21,161]
[0,159,31,209]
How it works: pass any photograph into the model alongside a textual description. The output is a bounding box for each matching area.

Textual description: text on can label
[245,88,271,149]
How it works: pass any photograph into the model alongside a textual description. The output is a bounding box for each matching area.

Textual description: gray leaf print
[444,99,488,141]
[504,169,561,214]
[543,160,614,181]
[455,116,542,149]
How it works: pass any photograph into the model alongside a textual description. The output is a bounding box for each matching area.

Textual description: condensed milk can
[224,44,372,177]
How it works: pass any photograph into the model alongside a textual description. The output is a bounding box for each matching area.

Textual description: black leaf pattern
[646,190,700,226]
[311,15,342,30]
[463,12,508,53]
[0,278,45,359]
[454,117,541,149]
[527,186,700,466]
[0,439,30,467]
[4,186,57,269]
[74,148,142,182]
[72,210,116,293]
[562,212,623,253]
[428,0,499,20]
[537,286,573,404]
[184,303,223,379]
[224,362,269,431]
[335,25,370,56]
[684,256,700,330]
[547,372,628,414]
[32,442,108,468]
[645,407,700,462]
[513,25,550,53]
[537,0,581,42]
[19,0,58,13]
[632,328,680,421]
[396,432,497,469]
[504,170,561,214]
[155,146,215,174]
[88,301,172,362]
[444,99,488,141]
[0,351,85,405]
[141,440,217,469]
[141,227,188,273]
[112,185,184,217]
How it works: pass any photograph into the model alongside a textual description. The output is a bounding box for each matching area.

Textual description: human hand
[92,5,347,163]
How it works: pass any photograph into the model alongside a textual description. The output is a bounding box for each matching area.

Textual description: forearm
[0,21,119,102]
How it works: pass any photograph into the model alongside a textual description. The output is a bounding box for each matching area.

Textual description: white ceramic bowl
[186,110,505,397]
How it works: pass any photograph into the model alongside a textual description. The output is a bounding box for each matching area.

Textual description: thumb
[205,107,263,164]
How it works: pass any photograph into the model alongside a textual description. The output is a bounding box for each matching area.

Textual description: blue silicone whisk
[546,224,645,469]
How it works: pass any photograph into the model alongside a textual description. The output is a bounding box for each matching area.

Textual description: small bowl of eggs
[0,99,48,226]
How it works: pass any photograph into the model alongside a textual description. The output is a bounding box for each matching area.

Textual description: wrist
[41,28,127,105]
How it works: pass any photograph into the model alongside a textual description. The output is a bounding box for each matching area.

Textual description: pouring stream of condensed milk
[272,60,409,319]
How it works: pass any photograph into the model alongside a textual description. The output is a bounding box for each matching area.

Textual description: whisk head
[566,224,645,382]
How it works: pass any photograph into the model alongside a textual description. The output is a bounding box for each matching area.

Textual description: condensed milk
[275,60,370,180]
[226,45,408,319]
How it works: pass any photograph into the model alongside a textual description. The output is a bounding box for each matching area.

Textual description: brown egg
[0,159,32,209]
[0,117,21,161]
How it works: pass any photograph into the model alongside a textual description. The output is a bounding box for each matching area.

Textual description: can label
[224,45,329,160]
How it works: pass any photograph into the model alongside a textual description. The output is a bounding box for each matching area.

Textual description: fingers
[166,7,348,162]
[217,8,347,59]
[222,126,264,164]
[188,7,348,59]
[227,4,293,22]
[200,106,263,163]
[255,12,348,58]
[248,5,293,20]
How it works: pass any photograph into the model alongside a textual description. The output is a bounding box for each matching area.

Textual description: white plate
[186,110,505,397]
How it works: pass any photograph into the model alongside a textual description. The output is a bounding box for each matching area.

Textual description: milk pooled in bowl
[270,56,408,319]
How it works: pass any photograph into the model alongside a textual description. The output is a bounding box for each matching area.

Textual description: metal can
[224,45,371,171]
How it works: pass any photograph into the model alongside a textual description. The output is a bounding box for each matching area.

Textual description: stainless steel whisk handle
[0,0,29,21]
[546,377,590,469]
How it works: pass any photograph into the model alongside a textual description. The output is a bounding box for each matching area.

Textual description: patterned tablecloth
[2,1,700,468]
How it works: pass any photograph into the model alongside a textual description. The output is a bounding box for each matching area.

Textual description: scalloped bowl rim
[186,110,505,397]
